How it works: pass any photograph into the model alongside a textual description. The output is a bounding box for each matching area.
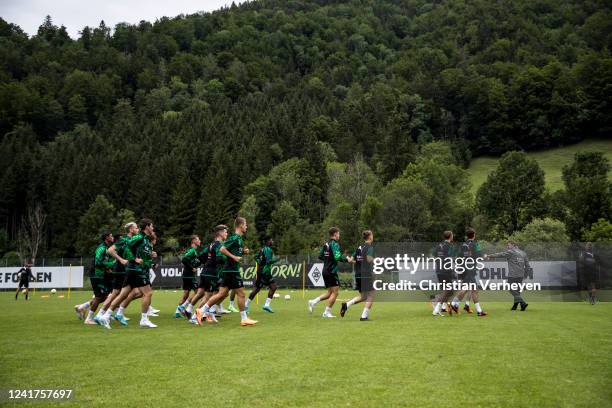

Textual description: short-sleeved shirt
[433,241,455,274]
[353,243,374,279]
[459,239,482,274]
[221,233,244,273]
[203,240,225,276]
[256,245,279,275]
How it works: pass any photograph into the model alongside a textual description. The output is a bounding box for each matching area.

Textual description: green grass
[1,290,611,407]
[468,139,612,194]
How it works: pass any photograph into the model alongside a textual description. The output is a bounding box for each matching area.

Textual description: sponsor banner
[396,261,577,287]
[153,263,306,288]
[0,267,84,289]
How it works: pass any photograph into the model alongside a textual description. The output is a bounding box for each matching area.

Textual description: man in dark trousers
[486,240,532,311]
[579,242,599,305]
[431,231,456,316]
[15,262,35,300]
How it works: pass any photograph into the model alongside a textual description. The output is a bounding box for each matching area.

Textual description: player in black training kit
[187,224,228,325]
[340,230,375,320]
[431,231,457,316]
[15,263,35,300]
[452,228,487,317]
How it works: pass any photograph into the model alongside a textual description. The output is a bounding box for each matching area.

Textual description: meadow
[1,290,610,407]
[467,138,612,194]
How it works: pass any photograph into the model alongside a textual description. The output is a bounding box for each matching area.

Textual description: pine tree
[168,172,197,246]
[196,150,234,236]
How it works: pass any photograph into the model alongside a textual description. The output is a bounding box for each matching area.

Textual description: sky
[1,0,246,38]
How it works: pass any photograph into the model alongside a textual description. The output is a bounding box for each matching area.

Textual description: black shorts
[255,272,275,289]
[125,268,150,288]
[580,270,598,288]
[112,273,127,290]
[354,277,372,292]
[18,280,29,289]
[436,271,454,284]
[219,271,243,290]
[91,277,110,300]
[323,272,340,288]
[198,275,219,292]
[458,270,477,284]
[182,277,196,291]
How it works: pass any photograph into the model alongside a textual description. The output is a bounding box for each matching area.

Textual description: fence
[2,242,610,292]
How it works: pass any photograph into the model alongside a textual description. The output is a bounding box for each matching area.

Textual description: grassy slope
[468,139,612,194]
[0,290,611,407]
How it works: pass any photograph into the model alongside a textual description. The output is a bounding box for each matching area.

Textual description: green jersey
[256,245,280,276]
[319,239,348,275]
[181,246,201,278]
[124,233,153,272]
[93,242,114,278]
[221,233,244,273]
[112,235,131,274]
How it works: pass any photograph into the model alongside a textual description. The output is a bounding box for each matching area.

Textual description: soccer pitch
[1,290,610,407]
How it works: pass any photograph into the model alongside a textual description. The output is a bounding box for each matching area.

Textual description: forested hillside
[1,0,611,258]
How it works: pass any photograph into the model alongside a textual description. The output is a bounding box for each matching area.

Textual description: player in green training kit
[86,222,136,324]
[202,217,258,326]
[102,218,158,328]
[191,225,228,325]
[110,233,160,322]
[340,230,374,321]
[175,235,202,319]
[246,236,280,314]
[308,227,354,318]
[87,231,115,325]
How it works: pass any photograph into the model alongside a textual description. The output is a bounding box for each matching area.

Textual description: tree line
[0,0,610,260]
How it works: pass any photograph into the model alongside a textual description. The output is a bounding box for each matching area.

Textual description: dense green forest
[0,0,611,259]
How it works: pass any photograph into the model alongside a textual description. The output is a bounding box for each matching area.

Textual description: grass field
[1,290,611,407]
[468,138,612,194]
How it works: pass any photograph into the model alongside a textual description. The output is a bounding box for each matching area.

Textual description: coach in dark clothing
[15,264,35,300]
[486,241,532,311]
[579,243,599,304]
